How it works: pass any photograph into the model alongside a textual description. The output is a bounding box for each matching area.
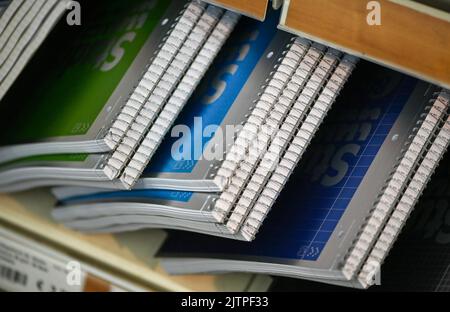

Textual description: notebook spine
[104,1,205,180]
[239,54,358,241]
[358,90,450,287]
[341,90,450,280]
[104,1,204,149]
[120,10,240,188]
[211,38,323,222]
[223,47,344,233]
[213,39,316,190]
[104,4,230,184]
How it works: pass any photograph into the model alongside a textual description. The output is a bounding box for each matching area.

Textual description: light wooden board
[389,0,450,22]
[203,0,268,20]
[280,0,450,89]
[0,189,271,292]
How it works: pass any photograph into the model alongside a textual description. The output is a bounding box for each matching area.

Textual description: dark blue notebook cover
[158,62,420,262]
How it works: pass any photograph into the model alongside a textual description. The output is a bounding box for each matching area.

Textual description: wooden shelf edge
[203,0,269,20]
[0,193,189,292]
[280,0,450,90]
[389,0,450,22]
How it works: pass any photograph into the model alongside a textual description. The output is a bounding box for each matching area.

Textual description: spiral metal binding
[342,90,450,281]
[119,10,240,189]
[212,39,327,223]
[104,1,205,154]
[103,3,226,181]
[222,48,343,233]
[212,39,318,191]
[239,54,359,241]
[359,91,450,287]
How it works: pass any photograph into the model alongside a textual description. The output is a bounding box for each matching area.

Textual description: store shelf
[278,0,450,89]
[204,0,269,20]
[0,190,271,292]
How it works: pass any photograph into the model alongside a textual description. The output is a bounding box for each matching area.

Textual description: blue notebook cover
[146,10,280,175]
[271,151,450,290]
[158,62,423,261]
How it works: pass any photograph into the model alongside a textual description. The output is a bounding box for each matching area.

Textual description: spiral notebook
[0,0,237,164]
[0,0,175,162]
[156,80,450,287]
[0,0,239,190]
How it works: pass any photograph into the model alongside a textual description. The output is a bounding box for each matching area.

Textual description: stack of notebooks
[50,11,359,240]
[1,0,450,289]
[0,0,240,180]
[0,0,70,100]
[156,63,450,288]
[0,2,360,240]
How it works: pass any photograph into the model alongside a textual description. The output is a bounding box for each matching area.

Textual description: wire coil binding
[341,89,450,281]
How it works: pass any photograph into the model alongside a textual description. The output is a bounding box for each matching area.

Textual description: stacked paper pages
[0,0,70,100]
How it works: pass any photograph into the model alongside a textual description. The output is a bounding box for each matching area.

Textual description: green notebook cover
[0,0,171,146]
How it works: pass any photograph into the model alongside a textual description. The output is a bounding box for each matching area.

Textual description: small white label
[0,228,143,292]
[0,238,85,292]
